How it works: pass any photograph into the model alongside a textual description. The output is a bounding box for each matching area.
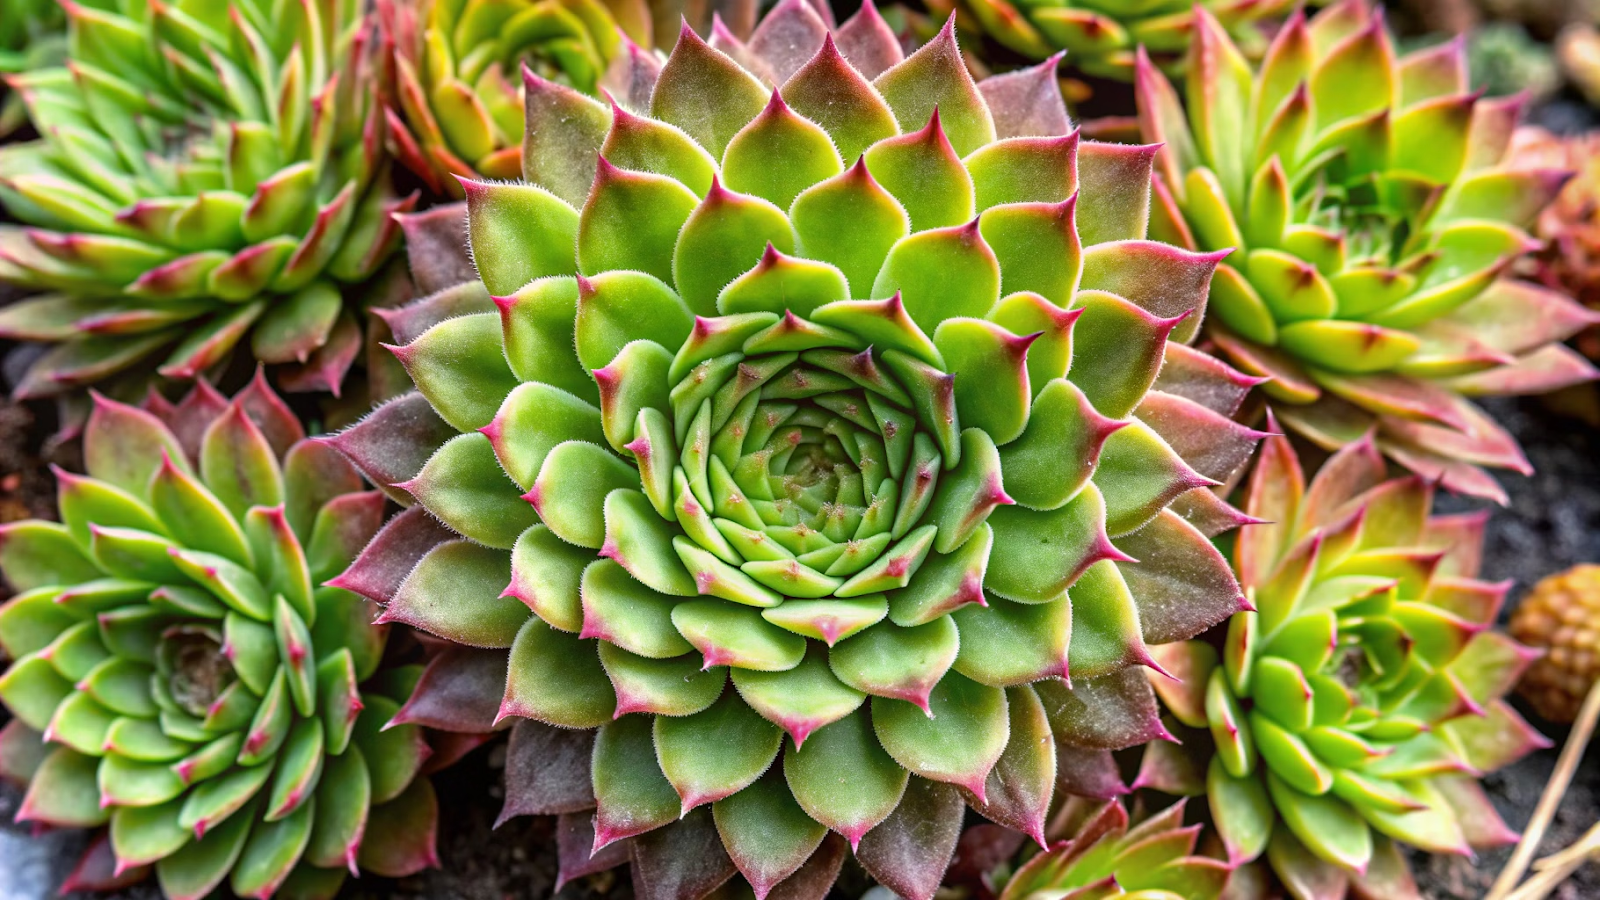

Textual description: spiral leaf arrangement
[326,5,1266,897]
[0,377,446,899]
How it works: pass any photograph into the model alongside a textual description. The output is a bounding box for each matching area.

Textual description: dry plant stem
[1487,679,1600,900]
[1505,821,1600,900]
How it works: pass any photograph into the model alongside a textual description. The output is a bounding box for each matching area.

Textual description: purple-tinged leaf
[765,834,848,900]
[1421,511,1488,579]
[1168,486,1263,539]
[83,392,187,499]
[599,36,664,114]
[857,777,964,900]
[1134,48,1198,198]
[358,779,441,877]
[1265,823,1351,900]
[62,833,149,893]
[383,540,526,648]
[1432,279,1600,356]
[556,812,631,888]
[1075,145,1163,250]
[629,808,737,900]
[1134,391,1265,486]
[965,685,1053,846]
[977,54,1071,139]
[1148,642,1215,729]
[423,730,495,775]
[831,0,901,80]
[376,282,494,347]
[319,392,457,501]
[1350,837,1423,900]
[328,506,455,605]
[1432,776,1518,849]
[712,770,827,898]
[1052,743,1126,801]
[499,720,597,824]
[1154,343,1266,417]
[1118,509,1249,645]
[1132,738,1206,797]
[945,824,1026,896]
[652,23,768,158]
[1294,434,1386,535]
[390,645,506,733]
[1440,700,1549,774]
[397,204,475,294]
[1448,344,1598,396]
[872,17,995,157]
[1036,669,1169,751]
[146,379,230,464]
[1237,427,1304,590]
[747,0,831,85]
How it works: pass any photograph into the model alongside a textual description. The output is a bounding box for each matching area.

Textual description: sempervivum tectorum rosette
[0,377,445,899]
[1148,425,1548,899]
[378,0,652,196]
[324,8,1268,898]
[932,0,1293,80]
[0,0,415,399]
[992,798,1228,900]
[1136,0,1600,502]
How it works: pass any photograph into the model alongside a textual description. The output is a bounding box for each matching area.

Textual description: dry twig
[1486,680,1600,900]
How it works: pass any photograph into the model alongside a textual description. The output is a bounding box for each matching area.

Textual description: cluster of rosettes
[0,377,452,899]
[932,0,1292,80]
[0,0,413,399]
[1150,426,1547,897]
[378,0,650,194]
[326,7,1266,899]
[1137,0,1600,501]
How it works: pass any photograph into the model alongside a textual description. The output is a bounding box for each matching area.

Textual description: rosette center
[157,625,236,719]
[657,337,951,604]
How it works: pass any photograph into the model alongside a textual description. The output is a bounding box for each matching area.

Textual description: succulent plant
[1463,24,1562,102]
[378,0,652,196]
[1509,127,1600,362]
[1510,564,1600,724]
[0,0,65,137]
[1150,425,1547,898]
[1136,0,1600,501]
[931,0,1293,80]
[0,0,414,400]
[0,377,444,900]
[324,6,1267,898]
[994,798,1230,900]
